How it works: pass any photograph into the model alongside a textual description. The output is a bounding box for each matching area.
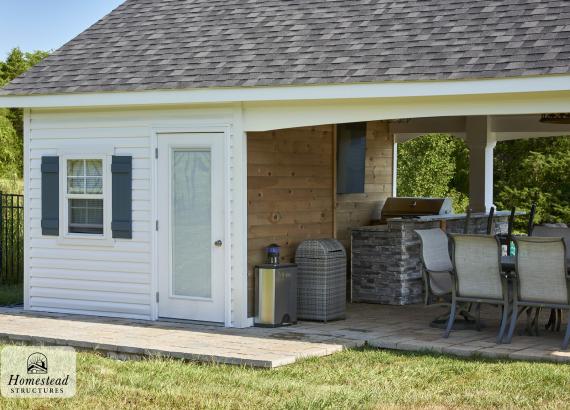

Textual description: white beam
[392,143,398,197]
[389,116,466,143]
[492,114,570,140]
[243,91,570,131]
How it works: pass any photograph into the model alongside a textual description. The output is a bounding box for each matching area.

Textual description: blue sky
[0,0,125,58]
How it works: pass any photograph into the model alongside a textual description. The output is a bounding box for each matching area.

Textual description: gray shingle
[2,0,570,96]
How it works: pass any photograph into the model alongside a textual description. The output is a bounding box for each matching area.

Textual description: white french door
[157,133,226,323]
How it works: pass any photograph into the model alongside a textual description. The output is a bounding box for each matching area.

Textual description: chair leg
[444,300,457,338]
[505,302,519,344]
[475,303,482,331]
[525,307,534,336]
[497,304,510,344]
[532,308,541,336]
[546,309,555,331]
[556,309,562,332]
[563,314,570,350]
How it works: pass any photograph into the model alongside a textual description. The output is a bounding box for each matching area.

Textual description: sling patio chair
[444,234,511,343]
[415,228,453,307]
[415,228,475,325]
[504,237,570,350]
[529,225,570,332]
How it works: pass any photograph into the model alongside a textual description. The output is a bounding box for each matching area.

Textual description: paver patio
[0,304,568,367]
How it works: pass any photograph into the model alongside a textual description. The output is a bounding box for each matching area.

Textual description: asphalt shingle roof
[2,0,570,96]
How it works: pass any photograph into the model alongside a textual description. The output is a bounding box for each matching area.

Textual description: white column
[392,142,398,197]
[465,116,496,213]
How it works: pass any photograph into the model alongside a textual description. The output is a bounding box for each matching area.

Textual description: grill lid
[380,197,452,223]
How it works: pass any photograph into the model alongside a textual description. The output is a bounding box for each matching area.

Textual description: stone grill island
[350,212,510,305]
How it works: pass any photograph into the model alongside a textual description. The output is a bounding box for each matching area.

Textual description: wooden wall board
[247,125,335,315]
[246,121,394,316]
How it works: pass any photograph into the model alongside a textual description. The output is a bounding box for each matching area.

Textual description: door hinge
[155,220,159,231]
[155,147,158,159]
[156,292,159,303]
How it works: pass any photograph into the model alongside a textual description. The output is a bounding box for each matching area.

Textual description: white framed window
[61,155,112,242]
[67,159,104,234]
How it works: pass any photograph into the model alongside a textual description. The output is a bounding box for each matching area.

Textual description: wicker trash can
[295,239,346,321]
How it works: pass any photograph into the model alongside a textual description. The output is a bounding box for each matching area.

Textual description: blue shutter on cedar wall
[337,123,367,194]
[111,156,133,239]
[41,156,59,236]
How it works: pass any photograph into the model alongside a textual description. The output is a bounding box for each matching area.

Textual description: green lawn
[0,284,23,306]
[1,345,569,409]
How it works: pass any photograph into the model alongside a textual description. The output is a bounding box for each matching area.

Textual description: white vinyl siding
[26,105,245,323]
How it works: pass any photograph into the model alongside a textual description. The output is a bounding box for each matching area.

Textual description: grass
[0,284,22,306]
[1,346,569,409]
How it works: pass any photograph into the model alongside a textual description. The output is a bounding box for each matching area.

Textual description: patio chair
[415,229,453,307]
[531,225,570,331]
[532,226,570,257]
[444,234,510,343]
[504,237,570,349]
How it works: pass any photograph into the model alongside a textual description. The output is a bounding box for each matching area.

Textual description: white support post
[392,142,398,197]
[465,116,496,213]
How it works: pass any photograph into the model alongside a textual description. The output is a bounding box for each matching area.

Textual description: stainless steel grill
[378,197,452,224]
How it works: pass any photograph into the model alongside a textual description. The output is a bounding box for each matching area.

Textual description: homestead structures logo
[27,352,48,374]
[1,346,76,398]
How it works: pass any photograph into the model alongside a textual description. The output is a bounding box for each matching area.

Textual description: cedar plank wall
[335,121,394,247]
[247,121,393,315]
[247,126,335,315]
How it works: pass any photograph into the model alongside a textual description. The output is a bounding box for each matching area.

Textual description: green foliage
[397,132,570,225]
[0,48,49,186]
[0,47,49,86]
[494,136,570,225]
[397,134,469,213]
[0,114,20,182]
[0,284,22,305]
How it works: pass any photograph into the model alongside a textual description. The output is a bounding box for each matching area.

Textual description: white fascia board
[242,91,570,131]
[2,74,570,108]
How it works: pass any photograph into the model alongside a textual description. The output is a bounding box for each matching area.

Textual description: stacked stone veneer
[351,215,508,305]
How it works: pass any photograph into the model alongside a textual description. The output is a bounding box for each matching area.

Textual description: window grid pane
[67,160,84,177]
[69,198,103,235]
[66,159,104,235]
[67,159,103,195]
[85,160,103,176]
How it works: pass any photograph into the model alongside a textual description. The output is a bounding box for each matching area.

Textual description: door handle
[214,240,223,247]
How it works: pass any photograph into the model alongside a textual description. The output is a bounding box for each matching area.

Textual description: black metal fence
[0,193,24,285]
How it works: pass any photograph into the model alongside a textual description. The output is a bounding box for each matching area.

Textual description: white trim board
[2,74,570,108]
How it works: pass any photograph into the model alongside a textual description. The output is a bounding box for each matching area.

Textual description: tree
[397,132,570,225]
[397,134,469,213]
[0,48,49,186]
[0,114,21,181]
[494,136,570,225]
[0,48,49,86]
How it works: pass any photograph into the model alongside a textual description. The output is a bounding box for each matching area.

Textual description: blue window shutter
[111,156,132,239]
[41,156,59,236]
[337,123,367,194]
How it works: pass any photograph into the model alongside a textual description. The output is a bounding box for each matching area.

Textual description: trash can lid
[295,239,346,259]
